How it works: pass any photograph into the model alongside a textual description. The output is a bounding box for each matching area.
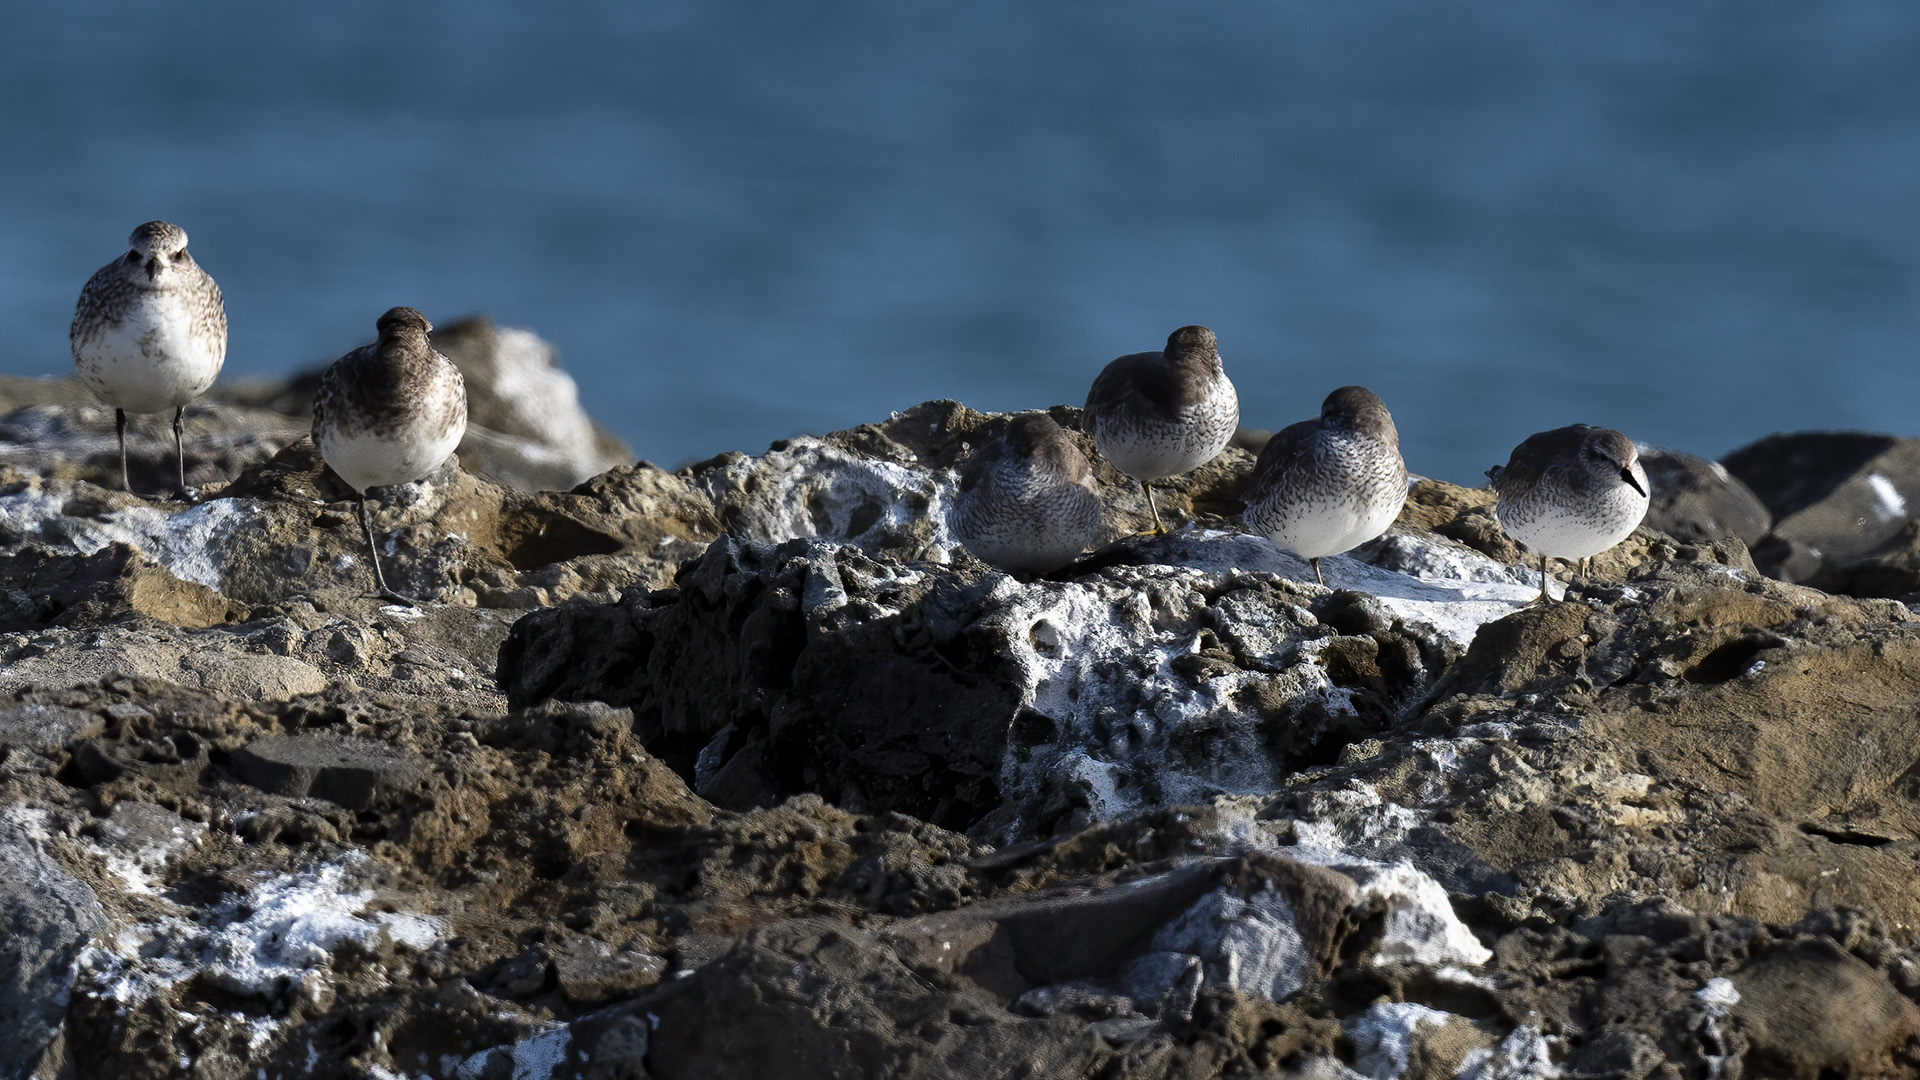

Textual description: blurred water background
[4,2,1920,484]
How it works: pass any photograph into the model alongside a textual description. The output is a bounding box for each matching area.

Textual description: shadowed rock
[1639,445,1771,545]
[231,733,429,810]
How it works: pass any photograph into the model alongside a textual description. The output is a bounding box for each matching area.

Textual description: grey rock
[1010,981,1136,1019]
[632,920,1104,1080]
[430,315,634,492]
[1722,431,1920,586]
[1116,951,1204,1019]
[0,821,106,1080]
[0,705,102,752]
[1639,445,1771,545]
[1150,886,1311,1002]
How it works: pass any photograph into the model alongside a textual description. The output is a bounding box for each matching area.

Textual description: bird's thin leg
[1538,553,1551,603]
[116,408,130,492]
[1310,556,1324,586]
[1141,478,1165,535]
[172,405,190,498]
[359,492,418,607]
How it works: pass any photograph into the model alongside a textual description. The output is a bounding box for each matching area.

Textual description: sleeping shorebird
[1082,324,1238,534]
[953,412,1101,574]
[1244,385,1408,585]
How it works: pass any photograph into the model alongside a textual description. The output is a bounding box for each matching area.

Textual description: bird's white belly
[319,420,466,493]
[1500,490,1647,560]
[1259,495,1400,560]
[74,296,224,414]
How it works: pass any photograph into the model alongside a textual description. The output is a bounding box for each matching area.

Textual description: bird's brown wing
[1488,425,1593,498]
[1084,351,1179,432]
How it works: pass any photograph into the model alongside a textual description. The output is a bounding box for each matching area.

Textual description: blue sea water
[5,3,1920,484]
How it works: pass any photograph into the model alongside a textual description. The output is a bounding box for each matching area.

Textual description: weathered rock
[886,854,1359,1006]
[0,820,106,1080]
[635,920,1108,1080]
[689,400,1257,563]
[0,391,305,495]
[230,734,430,811]
[8,392,1920,1078]
[0,704,103,751]
[500,528,1531,840]
[551,936,668,1003]
[429,315,634,491]
[1639,445,1772,545]
[1723,430,1920,591]
[1730,937,1920,1079]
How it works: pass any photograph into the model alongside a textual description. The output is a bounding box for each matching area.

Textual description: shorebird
[1488,425,1650,603]
[1083,324,1238,534]
[953,413,1101,574]
[1244,386,1408,585]
[313,307,468,605]
[70,220,228,496]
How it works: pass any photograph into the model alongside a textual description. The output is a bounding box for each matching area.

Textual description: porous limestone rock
[6,389,1920,1079]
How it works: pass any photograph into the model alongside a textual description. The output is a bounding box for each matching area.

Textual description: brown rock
[635,920,1106,1080]
[552,936,667,1003]
[1733,937,1920,1079]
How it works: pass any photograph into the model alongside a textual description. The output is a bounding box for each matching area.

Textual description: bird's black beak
[1622,467,1646,497]
[145,257,162,281]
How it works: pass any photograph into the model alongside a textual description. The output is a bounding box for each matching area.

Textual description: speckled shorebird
[313,307,468,605]
[1244,386,1408,585]
[1488,425,1649,603]
[70,221,228,496]
[953,413,1102,574]
[1083,324,1238,534]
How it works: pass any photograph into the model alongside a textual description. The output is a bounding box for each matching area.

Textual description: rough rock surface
[1724,431,1920,597]
[1639,445,1772,546]
[3,388,1920,1079]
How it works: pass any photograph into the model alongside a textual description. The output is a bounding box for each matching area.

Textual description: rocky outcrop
[1725,431,1920,596]
[1639,445,1772,546]
[5,391,1920,1078]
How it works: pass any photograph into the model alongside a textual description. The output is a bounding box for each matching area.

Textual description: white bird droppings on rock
[1347,1001,1456,1079]
[0,483,258,590]
[456,1023,574,1080]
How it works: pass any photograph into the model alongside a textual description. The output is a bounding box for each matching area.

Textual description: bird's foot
[169,486,202,505]
[376,588,424,608]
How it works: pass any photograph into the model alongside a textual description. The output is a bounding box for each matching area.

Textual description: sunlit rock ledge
[1,389,1919,1079]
